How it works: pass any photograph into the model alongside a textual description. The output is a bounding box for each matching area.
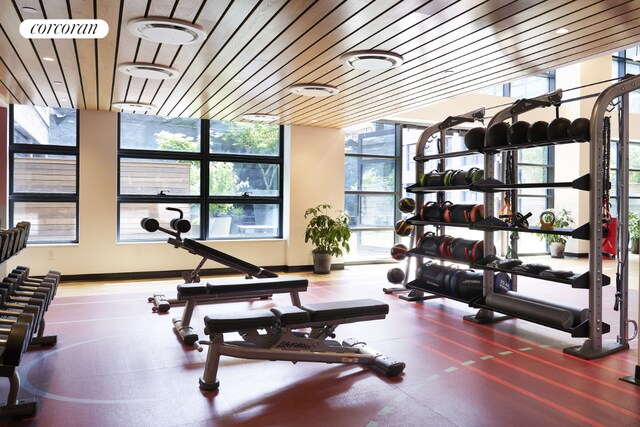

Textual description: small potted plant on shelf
[304,204,351,274]
[629,211,640,254]
[536,208,574,258]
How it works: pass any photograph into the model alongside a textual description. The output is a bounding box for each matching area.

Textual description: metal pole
[618,92,629,345]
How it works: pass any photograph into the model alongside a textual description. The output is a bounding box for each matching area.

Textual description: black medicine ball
[486,122,510,148]
[507,121,530,145]
[387,268,405,284]
[547,117,571,140]
[527,121,549,143]
[568,117,590,140]
[464,127,486,150]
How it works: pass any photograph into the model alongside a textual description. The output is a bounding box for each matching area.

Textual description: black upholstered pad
[204,310,276,334]
[270,306,310,325]
[302,299,389,322]
[177,283,208,296]
[206,276,308,295]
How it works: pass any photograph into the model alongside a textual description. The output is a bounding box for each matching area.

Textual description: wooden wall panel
[0,0,638,128]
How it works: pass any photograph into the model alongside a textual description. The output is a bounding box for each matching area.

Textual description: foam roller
[485,292,574,330]
[502,291,588,326]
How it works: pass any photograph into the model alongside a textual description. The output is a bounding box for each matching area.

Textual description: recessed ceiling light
[112,102,158,112]
[242,113,279,122]
[444,69,455,74]
[118,63,180,79]
[310,119,318,123]
[289,84,339,97]
[42,57,55,62]
[234,79,243,83]
[556,28,569,34]
[341,50,404,70]
[52,80,63,85]
[127,17,206,45]
[21,6,38,14]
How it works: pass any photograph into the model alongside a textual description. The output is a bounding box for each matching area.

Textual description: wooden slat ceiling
[1,0,639,128]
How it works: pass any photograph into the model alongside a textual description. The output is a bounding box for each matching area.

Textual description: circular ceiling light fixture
[112,102,158,112]
[118,63,180,79]
[341,50,404,70]
[242,114,279,122]
[289,84,339,97]
[127,17,206,45]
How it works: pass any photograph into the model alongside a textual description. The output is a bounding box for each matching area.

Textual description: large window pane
[210,120,279,156]
[345,194,395,228]
[210,162,280,196]
[120,158,200,195]
[13,154,76,193]
[348,230,396,261]
[119,203,201,241]
[345,157,395,191]
[345,123,396,155]
[14,202,76,242]
[120,114,200,152]
[519,147,548,165]
[209,203,279,239]
[13,105,76,146]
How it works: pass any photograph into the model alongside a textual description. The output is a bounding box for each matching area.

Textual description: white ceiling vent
[241,114,279,122]
[127,17,206,45]
[112,102,158,112]
[289,84,339,97]
[340,50,404,70]
[118,63,180,79]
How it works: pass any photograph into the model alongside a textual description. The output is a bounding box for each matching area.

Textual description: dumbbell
[0,310,36,342]
[0,321,32,367]
[0,282,47,327]
[10,269,60,304]
[3,276,53,310]
[0,286,54,346]
[15,266,61,297]
[14,222,31,251]
[0,229,19,262]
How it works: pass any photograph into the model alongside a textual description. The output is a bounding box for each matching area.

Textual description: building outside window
[612,46,640,113]
[9,105,79,243]
[477,71,556,98]
[118,114,283,242]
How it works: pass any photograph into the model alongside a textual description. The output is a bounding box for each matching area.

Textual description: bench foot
[29,335,57,347]
[199,376,220,391]
[173,319,199,346]
[343,338,406,377]
[0,398,37,419]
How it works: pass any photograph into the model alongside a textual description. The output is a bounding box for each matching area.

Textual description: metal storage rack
[390,76,639,359]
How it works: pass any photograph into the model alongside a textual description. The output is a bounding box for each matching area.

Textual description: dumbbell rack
[397,75,639,360]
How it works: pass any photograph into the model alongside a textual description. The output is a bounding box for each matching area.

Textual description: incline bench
[199,298,405,390]
[140,210,309,347]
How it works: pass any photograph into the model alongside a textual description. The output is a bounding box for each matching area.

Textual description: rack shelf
[405,279,480,305]
[471,217,590,240]
[471,261,611,289]
[414,149,480,162]
[406,183,471,193]
[406,217,473,229]
[482,137,587,155]
[471,174,590,193]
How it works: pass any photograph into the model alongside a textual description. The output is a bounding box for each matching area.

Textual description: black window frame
[117,115,284,242]
[8,105,80,244]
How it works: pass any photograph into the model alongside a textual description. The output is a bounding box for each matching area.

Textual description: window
[9,105,79,243]
[344,123,400,261]
[610,140,640,217]
[612,46,640,113]
[118,114,283,241]
[477,71,556,98]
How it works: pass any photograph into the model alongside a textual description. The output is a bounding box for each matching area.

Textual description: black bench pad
[177,276,308,297]
[205,310,276,334]
[270,306,309,325]
[302,299,389,322]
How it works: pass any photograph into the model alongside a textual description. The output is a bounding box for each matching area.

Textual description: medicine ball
[568,117,590,140]
[398,197,416,213]
[464,127,486,150]
[527,120,548,143]
[394,219,413,237]
[507,121,530,145]
[390,244,409,260]
[486,122,510,148]
[387,268,405,284]
[493,272,512,293]
[547,117,571,140]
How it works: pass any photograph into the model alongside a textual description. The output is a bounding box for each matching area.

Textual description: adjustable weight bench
[173,276,308,346]
[140,209,309,347]
[198,298,405,390]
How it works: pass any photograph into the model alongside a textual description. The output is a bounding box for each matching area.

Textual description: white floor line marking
[378,406,394,416]
[499,351,513,356]
[480,355,494,360]
[462,360,475,366]
[427,374,440,381]
[443,367,458,373]
[519,347,533,351]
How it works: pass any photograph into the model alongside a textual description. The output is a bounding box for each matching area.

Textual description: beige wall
[3,110,344,276]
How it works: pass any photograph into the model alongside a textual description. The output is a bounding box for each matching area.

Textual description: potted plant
[536,208,574,258]
[304,204,351,274]
[629,211,640,254]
